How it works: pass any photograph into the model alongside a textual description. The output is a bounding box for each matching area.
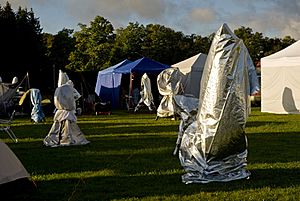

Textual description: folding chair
[0,110,18,143]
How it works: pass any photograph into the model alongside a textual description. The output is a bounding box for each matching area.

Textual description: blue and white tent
[95,59,132,108]
[95,58,169,109]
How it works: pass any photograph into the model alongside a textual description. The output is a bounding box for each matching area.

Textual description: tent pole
[112,73,115,108]
[26,72,32,114]
[129,73,133,97]
[128,73,133,111]
[26,72,30,89]
[80,82,84,113]
[53,64,56,90]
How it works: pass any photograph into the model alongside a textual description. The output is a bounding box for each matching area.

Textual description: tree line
[0,2,296,93]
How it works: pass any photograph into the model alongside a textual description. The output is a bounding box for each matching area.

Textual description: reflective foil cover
[179,23,259,184]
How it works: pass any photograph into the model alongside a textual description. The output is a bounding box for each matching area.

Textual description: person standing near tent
[43,70,90,147]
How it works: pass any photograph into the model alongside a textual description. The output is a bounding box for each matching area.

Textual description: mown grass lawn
[3,107,300,201]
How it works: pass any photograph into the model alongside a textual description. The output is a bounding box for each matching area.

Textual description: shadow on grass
[248,131,300,163]
[6,121,179,140]
[82,124,179,135]
[4,114,300,200]
[7,129,300,174]
[8,135,178,175]
[15,167,300,201]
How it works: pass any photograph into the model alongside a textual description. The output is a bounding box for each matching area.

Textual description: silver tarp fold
[178,23,260,184]
[156,68,183,117]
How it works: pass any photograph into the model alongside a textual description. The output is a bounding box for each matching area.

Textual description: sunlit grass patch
[32,169,117,181]
[4,108,300,201]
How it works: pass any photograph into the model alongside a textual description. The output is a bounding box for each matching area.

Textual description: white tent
[261,40,300,114]
[171,53,207,98]
[0,140,30,185]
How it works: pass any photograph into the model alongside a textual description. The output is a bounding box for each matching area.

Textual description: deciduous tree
[66,16,115,71]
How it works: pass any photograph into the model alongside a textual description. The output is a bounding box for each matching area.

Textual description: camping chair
[0,110,18,143]
[125,95,134,112]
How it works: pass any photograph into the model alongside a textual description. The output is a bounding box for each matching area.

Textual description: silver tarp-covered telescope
[178,23,260,184]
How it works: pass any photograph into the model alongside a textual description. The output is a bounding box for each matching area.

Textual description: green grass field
[3,107,300,201]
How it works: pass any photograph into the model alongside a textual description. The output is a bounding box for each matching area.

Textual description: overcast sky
[4,0,300,39]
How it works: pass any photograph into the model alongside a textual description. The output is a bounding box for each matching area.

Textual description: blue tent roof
[114,57,169,74]
[98,59,132,75]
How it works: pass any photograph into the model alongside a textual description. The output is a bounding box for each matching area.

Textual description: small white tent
[0,140,30,185]
[261,40,300,114]
[0,140,36,196]
[171,53,207,98]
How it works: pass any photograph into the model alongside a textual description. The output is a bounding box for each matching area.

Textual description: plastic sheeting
[178,23,260,184]
[43,70,90,147]
[157,53,207,118]
[173,95,199,155]
[30,88,45,123]
[156,68,184,117]
[134,73,155,112]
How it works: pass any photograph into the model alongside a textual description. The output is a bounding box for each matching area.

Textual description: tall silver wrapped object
[179,23,260,184]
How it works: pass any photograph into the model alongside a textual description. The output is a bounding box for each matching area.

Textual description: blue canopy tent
[114,57,170,110]
[95,57,169,109]
[95,59,132,108]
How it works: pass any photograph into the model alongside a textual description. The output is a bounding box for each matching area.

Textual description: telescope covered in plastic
[178,23,260,184]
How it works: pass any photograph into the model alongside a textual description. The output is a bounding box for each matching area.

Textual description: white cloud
[214,0,300,39]
[1,0,29,8]
[2,0,51,10]
[190,8,216,23]
[2,0,300,39]
[64,0,169,26]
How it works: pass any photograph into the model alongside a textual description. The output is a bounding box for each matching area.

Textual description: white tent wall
[261,40,300,114]
[171,53,207,98]
[0,140,30,185]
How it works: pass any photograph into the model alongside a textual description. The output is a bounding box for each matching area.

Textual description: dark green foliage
[49,28,75,71]
[0,2,45,87]
[66,16,115,71]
